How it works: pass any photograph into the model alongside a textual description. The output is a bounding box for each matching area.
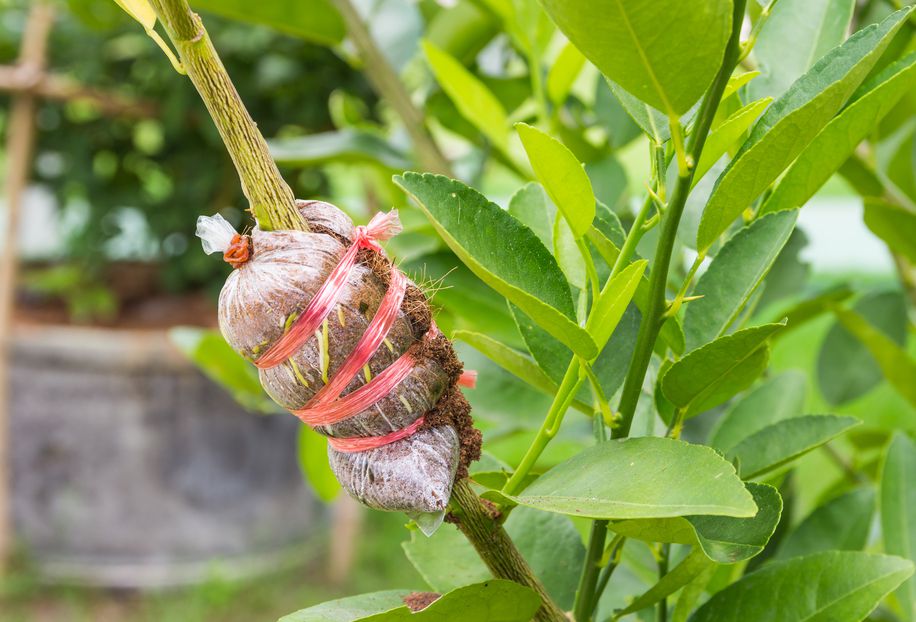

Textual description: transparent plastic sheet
[198,203,463,524]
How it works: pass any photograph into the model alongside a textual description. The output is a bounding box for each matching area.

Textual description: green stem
[330,0,451,176]
[611,194,655,277]
[503,359,584,495]
[593,535,626,611]
[656,544,670,622]
[148,0,305,232]
[614,0,748,438]
[574,519,608,621]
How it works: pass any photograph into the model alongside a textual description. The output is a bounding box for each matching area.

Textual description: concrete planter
[10,323,317,588]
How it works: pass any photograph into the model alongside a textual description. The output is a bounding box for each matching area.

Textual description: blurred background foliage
[1,0,915,619]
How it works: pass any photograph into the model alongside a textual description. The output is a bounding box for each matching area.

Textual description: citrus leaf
[611,482,783,564]
[709,371,807,451]
[726,414,860,479]
[684,210,797,351]
[395,172,597,359]
[697,7,914,250]
[882,433,916,621]
[517,123,595,238]
[192,0,345,46]
[690,551,914,622]
[774,488,874,560]
[539,0,733,115]
[422,40,509,151]
[403,507,585,610]
[661,323,785,417]
[762,53,916,214]
[863,198,916,265]
[694,97,772,185]
[487,437,757,520]
[297,425,340,502]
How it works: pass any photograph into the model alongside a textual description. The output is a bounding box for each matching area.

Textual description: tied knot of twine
[223,233,252,269]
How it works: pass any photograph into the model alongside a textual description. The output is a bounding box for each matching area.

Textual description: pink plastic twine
[251,210,472,453]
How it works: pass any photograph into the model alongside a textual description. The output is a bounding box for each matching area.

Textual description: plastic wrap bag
[199,201,478,531]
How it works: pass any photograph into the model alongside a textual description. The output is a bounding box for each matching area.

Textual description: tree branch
[614,0,748,437]
[330,0,452,176]
[148,0,306,231]
[450,479,568,622]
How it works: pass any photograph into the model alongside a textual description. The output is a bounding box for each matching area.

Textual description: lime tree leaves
[684,210,797,351]
[661,323,784,418]
[611,483,782,564]
[394,172,597,359]
[488,437,757,520]
[422,40,509,153]
[278,580,540,622]
[882,434,916,621]
[539,0,733,115]
[762,53,916,215]
[517,123,595,238]
[403,507,585,610]
[691,551,913,622]
[697,7,913,250]
[726,415,860,479]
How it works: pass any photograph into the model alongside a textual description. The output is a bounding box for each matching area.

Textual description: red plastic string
[250,209,476,452]
[300,267,408,415]
[458,370,477,389]
[253,211,402,370]
[327,416,425,453]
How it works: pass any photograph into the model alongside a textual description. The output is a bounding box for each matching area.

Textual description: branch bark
[330,0,452,176]
[450,479,568,622]
[148,0,306,231]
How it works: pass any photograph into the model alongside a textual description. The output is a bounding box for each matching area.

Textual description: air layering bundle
[197,200,480,531]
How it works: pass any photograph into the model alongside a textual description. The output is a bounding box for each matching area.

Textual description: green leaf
[661,323,784,417]
[864,198,916,264]
[454,330,557,397]
[612,482,783,564]
[817,291,908,405]
[709,371,807,452]
[762,53,916,214]
[769,285,854,339]
[835,306,916,409]
[516,123,595,238]
[585,260,646,351]
[279,581,540,622]
[192,0,345,46]
[605,80,671,144]
[726,414,861,479]
[394,172,597,359]
[297,425,339,502]
[278,591,410,622]
[508,183,553,248]
[721,70,760,101]
[169,327,277,413]
[684,210,797,351]
[697,7,914,250]
[746,0,856,102]
[113,0,156,29]
[690,551,914,622]
[882,433,916,621]
[422,40,509,151]
[547,42,586,105]
[539,0,733,114]
[553,215,586,289]
[403,507,585,610]
[617,549,713,617]
[775,488,875,560]
[694,97,772,185]
[488,437,757,520]
[269,130,411,171]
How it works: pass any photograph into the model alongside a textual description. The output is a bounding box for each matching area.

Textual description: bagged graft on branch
[198,200,480,529]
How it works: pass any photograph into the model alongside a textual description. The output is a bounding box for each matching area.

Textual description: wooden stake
[0,1,54,573]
